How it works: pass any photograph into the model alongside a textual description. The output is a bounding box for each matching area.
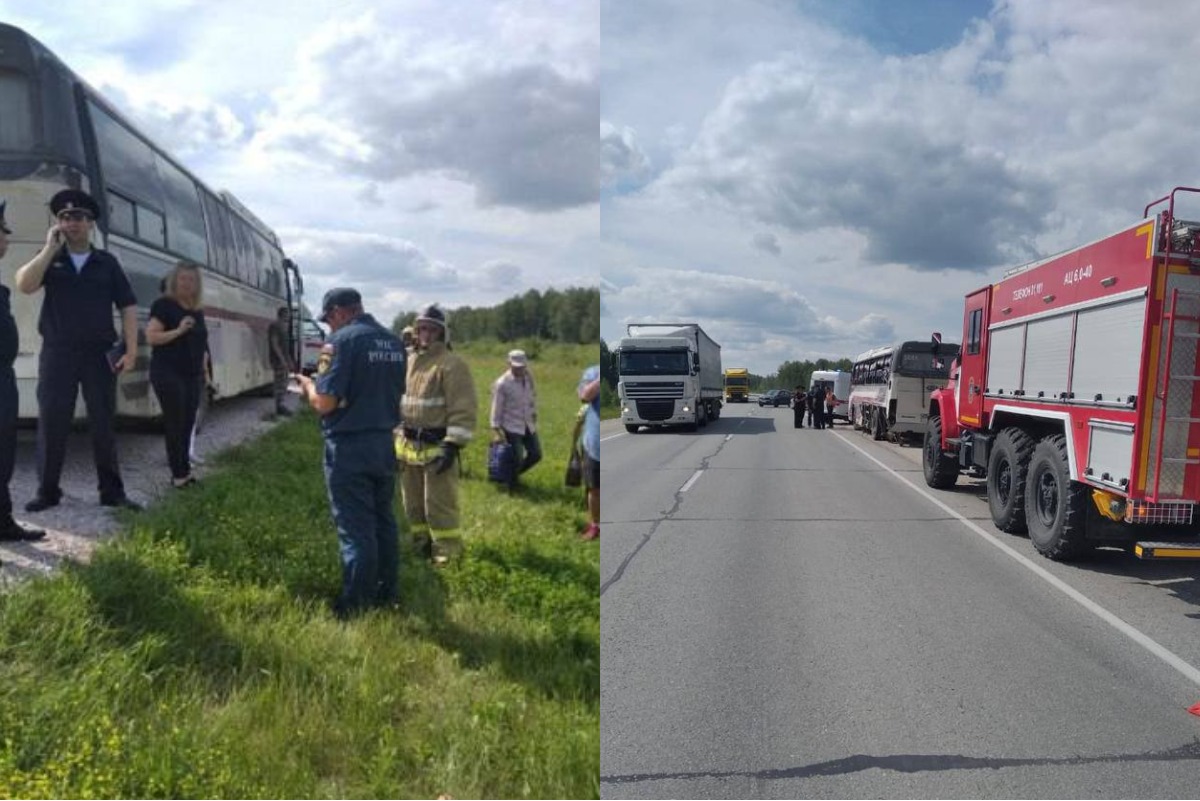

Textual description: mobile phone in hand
[105,342,126,373]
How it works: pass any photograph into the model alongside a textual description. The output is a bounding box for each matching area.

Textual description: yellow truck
[724,368,750,403]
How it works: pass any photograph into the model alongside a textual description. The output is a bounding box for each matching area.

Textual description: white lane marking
[1148,578,1195,586]
[601,432,625,442]
[680,470,704,493]
[836,432,1200,690]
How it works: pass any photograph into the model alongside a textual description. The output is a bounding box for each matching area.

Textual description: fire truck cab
[925,187,1200,560]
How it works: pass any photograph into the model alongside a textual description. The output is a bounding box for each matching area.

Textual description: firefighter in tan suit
[396,304,477,563]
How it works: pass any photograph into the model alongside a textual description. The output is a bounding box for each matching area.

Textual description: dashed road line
[679,470,704,493]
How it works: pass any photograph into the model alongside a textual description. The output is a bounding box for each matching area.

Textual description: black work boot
[413,533,433,562]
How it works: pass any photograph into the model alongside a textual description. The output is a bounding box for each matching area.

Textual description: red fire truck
[924,187,1200,560]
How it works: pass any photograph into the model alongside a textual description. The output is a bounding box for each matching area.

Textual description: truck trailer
[924,187,1200,560]
[617,323,723,432]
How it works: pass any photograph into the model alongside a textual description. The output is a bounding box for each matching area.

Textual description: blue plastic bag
[488,441,516,485]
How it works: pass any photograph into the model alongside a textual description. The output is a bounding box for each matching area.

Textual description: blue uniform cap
[319,287,362,322]
[49,189,102,221]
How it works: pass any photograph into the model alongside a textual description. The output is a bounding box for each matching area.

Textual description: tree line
[597,340,850,394]
[749,358,853,392]
[391,287,599,344]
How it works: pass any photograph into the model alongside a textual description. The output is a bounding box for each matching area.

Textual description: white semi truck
[617,323,723,433]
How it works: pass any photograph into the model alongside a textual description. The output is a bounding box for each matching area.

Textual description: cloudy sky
[603,0,1200,375]
[1,0,597,327]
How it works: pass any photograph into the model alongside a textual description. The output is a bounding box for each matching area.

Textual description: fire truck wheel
[625,424,640,434]
[923,415,958,489]
[987,427,1035,534]
[1026,434,1092,561]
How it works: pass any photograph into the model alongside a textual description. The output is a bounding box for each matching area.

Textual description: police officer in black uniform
[808,383,824,429]
[14,189,141,511]
[0,201,46,546]
[293,288,406,619]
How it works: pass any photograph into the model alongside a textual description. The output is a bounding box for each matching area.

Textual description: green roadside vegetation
[0,341,599,799]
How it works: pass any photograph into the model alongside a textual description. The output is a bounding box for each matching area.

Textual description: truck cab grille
[635,400,676,420]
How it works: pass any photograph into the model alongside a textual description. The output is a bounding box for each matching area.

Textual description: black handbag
[565,405,586,487]
[565,446,583,487]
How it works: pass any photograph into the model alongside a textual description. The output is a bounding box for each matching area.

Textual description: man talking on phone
[14,188,141,512]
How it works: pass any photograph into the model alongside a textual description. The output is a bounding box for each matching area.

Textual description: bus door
[957,288,990,428]
[283,258,304,367]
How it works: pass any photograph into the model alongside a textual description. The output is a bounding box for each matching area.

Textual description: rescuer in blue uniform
[14,189,141,512]
[293,288,406,618]
[0,201,46,546]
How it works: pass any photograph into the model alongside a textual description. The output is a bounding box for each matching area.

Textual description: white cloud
[6,0,598,327]
[602,0,1200,375]
[601,120,651,189]
[751,231,780,256]
[253,6,598,212]
[481,259,524,289]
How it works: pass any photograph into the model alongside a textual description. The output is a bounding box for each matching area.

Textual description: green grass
[0,342,599,799]
[599,382,619,420]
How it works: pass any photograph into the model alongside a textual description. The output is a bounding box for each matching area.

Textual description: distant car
[758,389,791,407]
[300,316,326,375]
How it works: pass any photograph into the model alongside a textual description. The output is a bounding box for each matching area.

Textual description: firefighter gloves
[432,442,460,475]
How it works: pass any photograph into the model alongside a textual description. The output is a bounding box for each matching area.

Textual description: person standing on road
[579,365,600,541]
[396,304,477,565]
[792,384,806,429]
[489,348,541,491]
[293,288,406,619]
[0,200,46,546]
[15,189,141,512]
[146,262,208,489]
[825,386,838,429]
[807,384,824,430]
[267,306,293,418]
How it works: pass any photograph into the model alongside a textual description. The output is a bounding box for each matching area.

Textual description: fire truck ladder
[1134,289,1200,557]
[1133,188,1200,556]
[1151,288,1200,502]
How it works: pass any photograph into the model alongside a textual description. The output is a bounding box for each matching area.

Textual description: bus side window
[107,191,136,237]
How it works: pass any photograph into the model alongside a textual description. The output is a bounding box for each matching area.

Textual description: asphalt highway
[600,402,1200,798]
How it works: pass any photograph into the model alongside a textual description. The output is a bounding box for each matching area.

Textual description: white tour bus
[848,340,959,444]
[0,23,304,419]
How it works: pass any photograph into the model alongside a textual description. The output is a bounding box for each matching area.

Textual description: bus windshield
[620,350,690,375]
[896,343,960,378]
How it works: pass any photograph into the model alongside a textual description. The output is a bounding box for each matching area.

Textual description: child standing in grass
[578,364,600,541]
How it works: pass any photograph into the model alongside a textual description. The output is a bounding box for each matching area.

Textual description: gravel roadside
[0,394,298,586]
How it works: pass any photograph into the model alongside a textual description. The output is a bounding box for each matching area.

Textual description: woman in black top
[147,262,208,487]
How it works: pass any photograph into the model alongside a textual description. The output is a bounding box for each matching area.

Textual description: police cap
[0,199,10,234]
[49,189,102,221]
[319,287,362,322]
